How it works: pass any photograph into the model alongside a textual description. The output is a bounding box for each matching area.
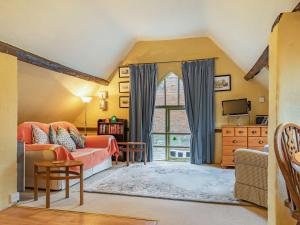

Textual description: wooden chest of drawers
[221,125,268,167]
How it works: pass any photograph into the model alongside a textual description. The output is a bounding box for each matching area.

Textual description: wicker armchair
[234,148,268,207]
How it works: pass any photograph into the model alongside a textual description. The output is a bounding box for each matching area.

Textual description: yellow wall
[0,53,17,210]
[268,12,300,225]
[18,61,101,124]
[74,37,269,163]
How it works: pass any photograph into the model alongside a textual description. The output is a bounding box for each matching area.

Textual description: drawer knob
[226,131,230,134]
[238,131,243,134]
[232,140,238,144]
[259,140,264,144]
[252,131,256,134]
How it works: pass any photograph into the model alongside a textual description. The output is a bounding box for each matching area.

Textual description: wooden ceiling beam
[244,2,300,81]
[0,41,109,85]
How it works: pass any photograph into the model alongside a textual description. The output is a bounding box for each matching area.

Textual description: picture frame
[119,81,130,93]
[214,75,231,92]
[119,96,130,108]
[119,66,130,78]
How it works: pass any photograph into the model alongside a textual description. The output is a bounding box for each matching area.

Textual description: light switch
[259,96,265,103]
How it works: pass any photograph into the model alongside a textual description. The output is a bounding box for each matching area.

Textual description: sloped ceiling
[0,0,298,79]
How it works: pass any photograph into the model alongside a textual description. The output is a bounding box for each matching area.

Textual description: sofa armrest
[25,144,74,160]
[26,144,59,151]
[85,135,119,157]
[234,149,268,168]
[85,135,114,148]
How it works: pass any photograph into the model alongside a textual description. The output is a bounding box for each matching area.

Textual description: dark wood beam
[0,40,109,85]
[244,2,300,81]
[244,47,269,81]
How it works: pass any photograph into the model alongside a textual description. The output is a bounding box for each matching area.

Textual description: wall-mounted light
[97,91,108,111]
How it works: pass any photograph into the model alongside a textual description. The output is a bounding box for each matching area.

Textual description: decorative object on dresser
[221,125,268,167]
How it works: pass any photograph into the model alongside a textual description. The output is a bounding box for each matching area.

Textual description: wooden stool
[34,160,84,208]
[117,142,147,166]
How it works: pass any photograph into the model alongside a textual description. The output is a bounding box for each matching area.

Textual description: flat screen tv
[222,98,249,116]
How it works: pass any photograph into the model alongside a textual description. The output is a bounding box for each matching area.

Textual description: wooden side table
[34,160,84,208]
[117,142,147,166]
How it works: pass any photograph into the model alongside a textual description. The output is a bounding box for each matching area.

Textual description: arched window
[152,72,191,161]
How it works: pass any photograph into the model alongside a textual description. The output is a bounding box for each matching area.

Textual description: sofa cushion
[49,125,58,144]
[57,127,76,152]
[69,128,85,148]
[32,125,50,144]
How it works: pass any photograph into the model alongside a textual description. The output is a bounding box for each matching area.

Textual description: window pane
[155,80,165,106]
[179,80,185,106]
[152,108,166,132]
[169,148,190,160]
[169,134,191,147]
[166,74,178,105]
[152,134,166,146]
[153,147,166,160]
[170,110,190,133]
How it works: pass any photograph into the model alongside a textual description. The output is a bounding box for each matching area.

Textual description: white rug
[84,162,247,205]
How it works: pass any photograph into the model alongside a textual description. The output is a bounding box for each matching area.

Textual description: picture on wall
[214,75,231,92]
[119,81,130,93]
[119,96,130,108]
[119,67,130,78]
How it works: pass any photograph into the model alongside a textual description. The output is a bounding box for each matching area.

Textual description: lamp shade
[81,96,92,103]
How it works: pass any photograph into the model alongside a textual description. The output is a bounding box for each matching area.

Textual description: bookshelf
[97,119,128,142]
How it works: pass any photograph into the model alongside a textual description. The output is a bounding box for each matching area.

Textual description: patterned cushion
[57,127,76,152]
[32,125,49,144]
[69,128,85,149]
[49,125,58,144]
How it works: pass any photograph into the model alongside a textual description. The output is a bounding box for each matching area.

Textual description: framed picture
[119,96,130,108]
[119,81,130,93]
[119,67,130,78]
[214,75,231,92]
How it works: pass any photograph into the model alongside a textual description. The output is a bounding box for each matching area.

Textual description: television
[222,98,249,116]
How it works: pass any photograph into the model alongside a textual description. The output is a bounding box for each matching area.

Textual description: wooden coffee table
[34,160,84,208]
[117,142,147,166]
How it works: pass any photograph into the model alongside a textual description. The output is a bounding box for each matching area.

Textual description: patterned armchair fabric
[234,149,268,207]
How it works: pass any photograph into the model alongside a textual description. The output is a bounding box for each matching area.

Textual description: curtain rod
[123,57,218,66]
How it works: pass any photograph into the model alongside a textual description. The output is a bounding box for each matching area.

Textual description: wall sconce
[97,91,108,111]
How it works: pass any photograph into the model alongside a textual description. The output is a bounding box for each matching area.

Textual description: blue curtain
[182,59,215,164]
[129,63,157,162]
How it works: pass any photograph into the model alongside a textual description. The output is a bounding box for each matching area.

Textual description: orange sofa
[18,121,119,190]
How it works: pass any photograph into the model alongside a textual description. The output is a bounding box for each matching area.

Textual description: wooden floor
[0,207,158,225]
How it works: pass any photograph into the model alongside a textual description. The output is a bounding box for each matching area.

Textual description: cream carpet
[84,162,243,205]
[19,163,267,225]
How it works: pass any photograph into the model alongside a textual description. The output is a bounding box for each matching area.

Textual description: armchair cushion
[234,148,268,168]
[234,148,268,207]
